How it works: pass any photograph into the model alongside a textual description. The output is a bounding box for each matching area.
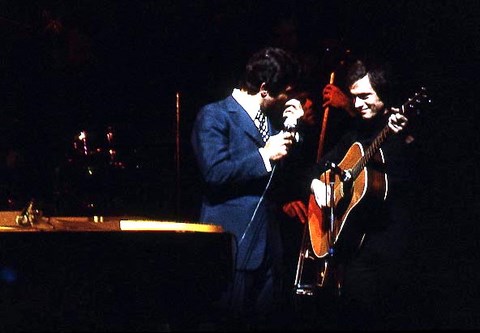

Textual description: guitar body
[308,142,388,258]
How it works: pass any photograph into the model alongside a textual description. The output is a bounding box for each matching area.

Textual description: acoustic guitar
[307,87,430,259]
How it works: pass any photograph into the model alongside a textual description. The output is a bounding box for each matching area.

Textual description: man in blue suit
[191,47,305,328]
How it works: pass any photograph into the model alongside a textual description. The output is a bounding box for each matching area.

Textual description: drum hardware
[15,199,43,227]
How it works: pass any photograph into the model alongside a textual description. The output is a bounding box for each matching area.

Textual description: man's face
[261,85,296,127]
[349,74,384,119]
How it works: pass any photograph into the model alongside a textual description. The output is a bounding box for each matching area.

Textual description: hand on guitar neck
[386,107,408,133]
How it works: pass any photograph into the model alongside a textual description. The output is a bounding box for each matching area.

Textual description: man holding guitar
[306,54,424,329]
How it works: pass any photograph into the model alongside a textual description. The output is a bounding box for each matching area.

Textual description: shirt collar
[232,88,261,120]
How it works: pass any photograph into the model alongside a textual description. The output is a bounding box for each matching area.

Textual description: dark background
[0,0,478,329]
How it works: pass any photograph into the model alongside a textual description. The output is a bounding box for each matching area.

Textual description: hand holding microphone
[263,131,295,162]
[282,98,304,142]
[263,98,304,162]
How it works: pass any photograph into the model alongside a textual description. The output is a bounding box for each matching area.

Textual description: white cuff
[259,148,272,172]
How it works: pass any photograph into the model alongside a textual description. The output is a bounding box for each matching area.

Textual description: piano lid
[119,220,224,233]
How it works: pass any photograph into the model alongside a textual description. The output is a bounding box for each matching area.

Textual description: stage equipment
[0,213,233,331]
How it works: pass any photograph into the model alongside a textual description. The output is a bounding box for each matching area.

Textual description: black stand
[319,162,345,296]
[292,163,345,326]
[293,162,343,297]
[293,222,319,296]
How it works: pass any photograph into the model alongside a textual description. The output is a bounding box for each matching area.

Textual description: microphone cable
[237,163,277,270]
[236,120,299,270]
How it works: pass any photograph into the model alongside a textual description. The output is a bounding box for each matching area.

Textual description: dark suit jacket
[191,95,283,270]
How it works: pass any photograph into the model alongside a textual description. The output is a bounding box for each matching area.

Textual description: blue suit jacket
[191,95,282,270]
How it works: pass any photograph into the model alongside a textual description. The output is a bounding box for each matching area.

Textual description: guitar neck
[351,125,391,179]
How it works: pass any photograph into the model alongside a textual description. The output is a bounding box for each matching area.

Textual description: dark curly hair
[239,47,301,96]
[346,54,396,107]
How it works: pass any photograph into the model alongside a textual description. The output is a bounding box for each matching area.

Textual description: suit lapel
[226,96,264,145]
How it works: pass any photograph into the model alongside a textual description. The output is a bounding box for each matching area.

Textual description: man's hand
[282,200,308,224]
[264,131,295,161]
[283,98,304,124]
[387,108,408,133]
[310,178,331,208]
[322,84,355,117]
[300,97,316,126]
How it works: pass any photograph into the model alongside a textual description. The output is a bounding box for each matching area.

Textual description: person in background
[191,46,305,329]
[306,53,420,329]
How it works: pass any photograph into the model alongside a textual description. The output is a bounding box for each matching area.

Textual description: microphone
[325,161,351,182]
[284,115,297,132]
[283,115,300,143]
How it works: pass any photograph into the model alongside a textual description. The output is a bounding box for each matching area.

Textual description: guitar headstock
[402,87,431,116]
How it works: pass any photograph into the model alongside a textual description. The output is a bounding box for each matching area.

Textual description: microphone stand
[293,220,316,295]
[328,163,336,254]
[320,162,343,296]
[293,163,339,296]
[293,72,335,298]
